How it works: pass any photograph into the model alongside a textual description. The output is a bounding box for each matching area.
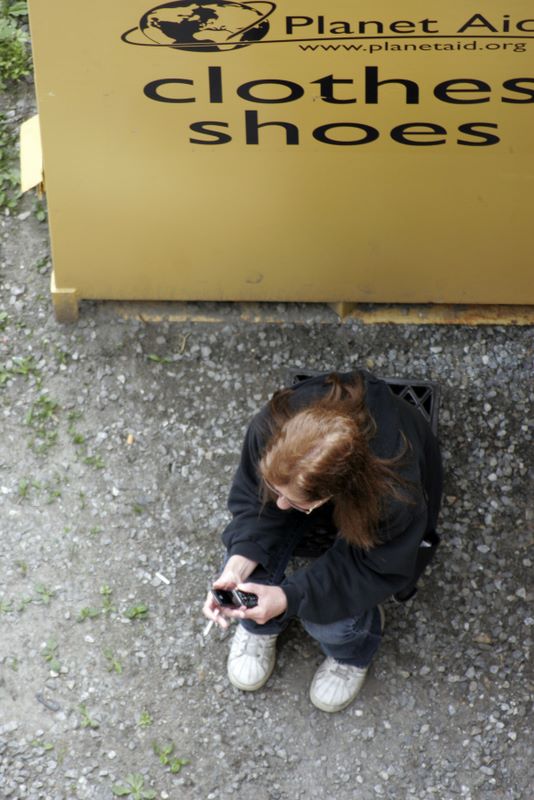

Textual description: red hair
[259,374,412,550]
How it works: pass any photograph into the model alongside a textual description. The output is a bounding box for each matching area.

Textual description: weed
[17,595,32,612]
[79,703,99,730]
[8,656,18,671]
[137,711,153,728]
[112,773,156,799]
[67,414,86,446]
[152,741,189,774]
[124,604,149,620]
[15,559,28,576]
[11,356,37,377]
[0,113,21,210]
[0,1,31,88]
[0,598,13,613]
[55,348,70,366]
[77,607,101,622]
[147,353,172,364]
[45,486,62,504]
[132,503,145,515]
[34,584,56,605]
[89,525,102,536]
[30,739,54,751]
[103,648,122,674]
[100,584,115,614]
[1,356,40,388]
[41,639,61,673]
[33,198,47,222]
[25,394,60,453]
[0,311,8,330]
[83,454,105,469]
[34,256,50,275]
[18,478,31,499]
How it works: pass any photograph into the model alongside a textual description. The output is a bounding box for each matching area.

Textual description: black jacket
[222,371,442,625]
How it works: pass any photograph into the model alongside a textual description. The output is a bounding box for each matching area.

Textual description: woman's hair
[259,373,413,550]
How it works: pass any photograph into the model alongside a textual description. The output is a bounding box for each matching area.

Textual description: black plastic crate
[289,370,440,435]
[382,378,440,436]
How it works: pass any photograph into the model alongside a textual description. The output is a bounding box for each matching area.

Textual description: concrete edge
[108,301,534,326]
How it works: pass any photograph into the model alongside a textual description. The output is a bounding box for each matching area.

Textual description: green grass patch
[0,2,31,91]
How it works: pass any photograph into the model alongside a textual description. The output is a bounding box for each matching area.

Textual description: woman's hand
[202,555,259,629]
[214,555,258,590]
[236,583,288,626]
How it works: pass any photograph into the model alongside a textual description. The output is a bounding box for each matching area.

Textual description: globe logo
[122,1,275,53]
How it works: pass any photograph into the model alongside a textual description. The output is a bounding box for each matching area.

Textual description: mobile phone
[211,588,258,609]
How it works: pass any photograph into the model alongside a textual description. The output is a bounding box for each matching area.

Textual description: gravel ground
[1,85,533,800]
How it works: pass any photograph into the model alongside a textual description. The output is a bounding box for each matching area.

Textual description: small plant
[112,773,156,799]
[0,311,8,331]
[83,454,105,469]
[17,478,31,500]
[0,113,21,209]
[152,741,189,774]
[25,394,60,453]
[0,598,13,613]
[33,198,47,222]
[103,648,122,674]
[124,604,149,620]
[34,256,50,275]
[137,711,153,728]
[147,353,172,364]
[1,356,40,388]
[30,739,54,751]
[0,0,31,92]
[55,348,70,366]
[34,584,56,605]
[79,704,99,730]
[15,559,28,577]
[17,595,32,612]
[77,607,101,622]
[100,584,115,614]
[41,639,61,673]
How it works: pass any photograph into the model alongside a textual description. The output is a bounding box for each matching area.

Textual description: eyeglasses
[264,479,328,515]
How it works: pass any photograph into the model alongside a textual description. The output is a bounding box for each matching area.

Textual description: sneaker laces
[234,628,276,659]
[321,659,366,682]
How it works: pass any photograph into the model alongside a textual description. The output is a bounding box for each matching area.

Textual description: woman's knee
[302,614,370,645]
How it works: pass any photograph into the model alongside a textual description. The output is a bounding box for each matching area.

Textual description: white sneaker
[227,625,278,691]
[309,606,385,713]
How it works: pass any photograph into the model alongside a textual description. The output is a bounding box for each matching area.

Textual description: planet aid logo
[122,0,275,52]
[122,3,534,148]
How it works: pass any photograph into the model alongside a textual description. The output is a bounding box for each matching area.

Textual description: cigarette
[155,572,170,585]
[203,619,215,637]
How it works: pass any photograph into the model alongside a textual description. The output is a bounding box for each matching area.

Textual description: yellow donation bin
[25,1,534,320]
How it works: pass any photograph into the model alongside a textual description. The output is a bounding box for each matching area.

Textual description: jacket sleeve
[221,411,298,568]
[281,499,428,625]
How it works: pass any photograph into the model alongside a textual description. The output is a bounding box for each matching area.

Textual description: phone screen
[211,589,239,608]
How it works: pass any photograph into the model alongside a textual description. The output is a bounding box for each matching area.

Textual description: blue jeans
[238,523,383,669]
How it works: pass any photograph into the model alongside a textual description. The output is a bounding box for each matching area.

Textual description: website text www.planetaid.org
[299,40,528,54]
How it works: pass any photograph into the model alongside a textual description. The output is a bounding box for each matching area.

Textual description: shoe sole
[227,659,276,692]
[309,690,365,713]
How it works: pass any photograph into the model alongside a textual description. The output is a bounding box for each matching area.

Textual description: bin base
[51,272,78,322]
